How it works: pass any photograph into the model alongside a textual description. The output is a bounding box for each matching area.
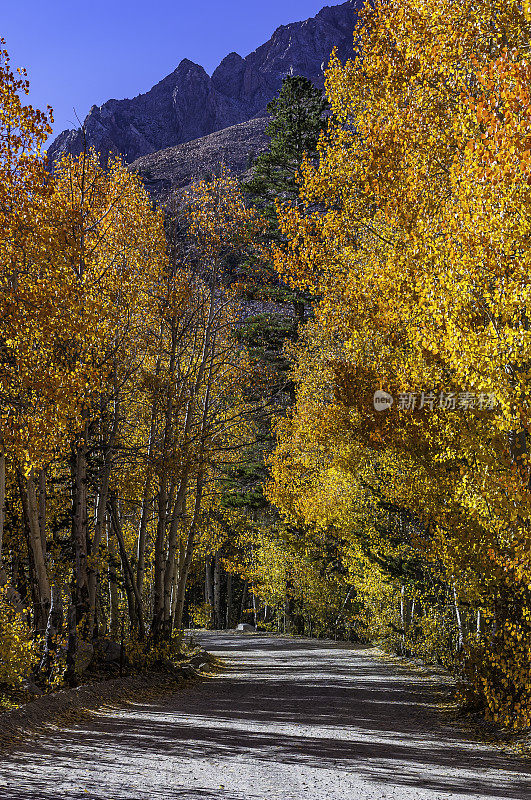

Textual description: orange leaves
[461,54,531,191]
[0,63,167,469]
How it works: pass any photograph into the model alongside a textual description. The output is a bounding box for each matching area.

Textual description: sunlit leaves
[270,0,531,727]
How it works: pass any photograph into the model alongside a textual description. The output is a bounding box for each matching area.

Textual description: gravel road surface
[0,632,530,799]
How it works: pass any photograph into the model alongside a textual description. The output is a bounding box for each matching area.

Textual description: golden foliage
[270,0,531,727]
[0,590,36,687]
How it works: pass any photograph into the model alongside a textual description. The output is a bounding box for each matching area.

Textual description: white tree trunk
[26,471,51,628]
[0,448,5,587]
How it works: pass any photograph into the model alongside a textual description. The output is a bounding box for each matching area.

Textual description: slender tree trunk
[136,488,152,597]
[334,586,354,630]
[167,547,180,635]
[152,329,179,638]
[108,524,119,640]
[293,299,305,323]
[65,602,78,685]
[284,579,296,634]
[399,584,408,654]
[205,556,214,622]
[170,541,185,629]
[96,587,106,637]
[38,468,46,556]
[213,552,221,629]
[163,473,189,633]
[121,564,137,633]
[40,583,63,678]
[226,571,233,629]
[26,538,39,629]
[0,448,6,587]
[65,432,91,684]
[453,583,464,652]
[173,471,204,633]
[173,289,217,635]
[87,454,112,639]
[137,399,158,594]
[162,391,195,635]
[88,372,120,639]
[240,581,248,624]
[152,476,168,637]
[476,608,482,640]
[71,437,89,633]
[252,589,257,629]
[109,495,145,638]
[19,470,50,631]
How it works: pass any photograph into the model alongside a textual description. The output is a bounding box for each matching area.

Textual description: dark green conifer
[245,75,329,233]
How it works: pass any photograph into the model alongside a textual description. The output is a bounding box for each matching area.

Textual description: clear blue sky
[2,0,334,144]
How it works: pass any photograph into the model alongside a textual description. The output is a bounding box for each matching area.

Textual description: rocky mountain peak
[48,1,362,167]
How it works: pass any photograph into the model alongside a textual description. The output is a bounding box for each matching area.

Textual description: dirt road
[0,632,529,799]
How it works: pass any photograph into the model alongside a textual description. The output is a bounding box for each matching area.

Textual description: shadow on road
[0,633,529,800]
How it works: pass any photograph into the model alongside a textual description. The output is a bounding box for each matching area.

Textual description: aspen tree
[270,0,531,725]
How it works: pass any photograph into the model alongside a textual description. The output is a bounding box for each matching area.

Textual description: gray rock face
[129,117,270,200]
[48,1,362,166]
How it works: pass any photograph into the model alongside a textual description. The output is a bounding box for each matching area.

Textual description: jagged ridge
[47,1,362,166]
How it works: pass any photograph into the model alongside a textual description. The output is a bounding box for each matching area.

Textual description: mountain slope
[47,1,362,166]
[129,117,270,200]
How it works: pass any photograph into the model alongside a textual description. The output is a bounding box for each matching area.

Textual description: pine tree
[245,75,328,232]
